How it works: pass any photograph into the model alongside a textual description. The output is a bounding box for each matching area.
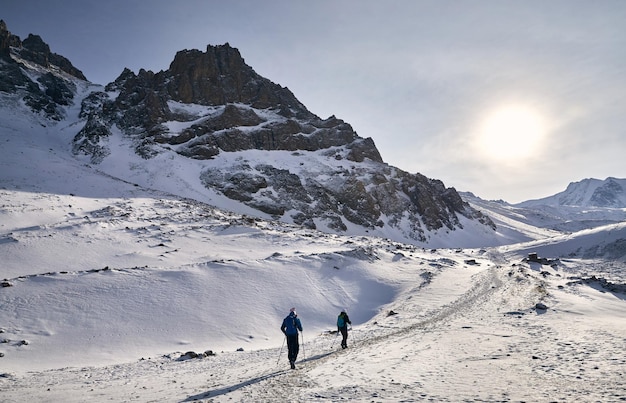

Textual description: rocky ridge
[0,20,85,121]
[0,20,495,243]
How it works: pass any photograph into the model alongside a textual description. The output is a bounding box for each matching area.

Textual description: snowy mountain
[1,20,496,246]
[462,177,626,235]
[1,20,626,402]
[518,177,626,210]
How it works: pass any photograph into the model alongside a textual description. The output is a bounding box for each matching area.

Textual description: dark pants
[339,326,348,347]
[286,333,299,362]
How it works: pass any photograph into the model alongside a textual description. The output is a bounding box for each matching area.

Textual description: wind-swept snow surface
[1,185,625,401]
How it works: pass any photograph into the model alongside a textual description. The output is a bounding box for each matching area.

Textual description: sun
[476,106,546,161]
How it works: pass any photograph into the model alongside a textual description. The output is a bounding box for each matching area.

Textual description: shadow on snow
[181,351,335,401]
[181,369,288,401]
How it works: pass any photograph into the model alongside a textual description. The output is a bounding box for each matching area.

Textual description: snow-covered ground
[2,85,626,401]
[2,192,625,401]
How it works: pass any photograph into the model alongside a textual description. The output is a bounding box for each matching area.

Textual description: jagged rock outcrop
[0,20,21,57]
[20,33,86,81]
[0,20,83,120]
[77,43,382,162]
[71,42,494,240]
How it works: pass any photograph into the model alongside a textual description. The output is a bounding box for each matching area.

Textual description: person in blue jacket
[337,309,351,349]
[281,307,303,369]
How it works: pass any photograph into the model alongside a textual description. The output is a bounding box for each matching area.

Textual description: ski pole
[276,336,285,365]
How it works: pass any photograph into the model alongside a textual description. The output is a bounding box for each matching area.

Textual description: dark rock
[0,20,21,58]
[0,21,84,120]
[387,310,398,317]
[17,32,86,80]
[180,351,199,359]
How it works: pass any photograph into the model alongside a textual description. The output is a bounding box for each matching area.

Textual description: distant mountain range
[462,177,626,238]
[517,177,626,209]
[0,19,623,247]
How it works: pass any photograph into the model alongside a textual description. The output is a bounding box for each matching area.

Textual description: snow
[2,80,626,402]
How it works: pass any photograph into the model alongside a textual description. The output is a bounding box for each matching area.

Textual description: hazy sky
[3,1,625,203]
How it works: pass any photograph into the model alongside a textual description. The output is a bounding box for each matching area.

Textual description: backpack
[283,313,300,335]
[337,314,345,328]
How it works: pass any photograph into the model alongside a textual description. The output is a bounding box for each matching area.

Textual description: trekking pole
[301,331,306,361]
[331,330,339,348]
[349,326,356,346]
[276,336,285,365]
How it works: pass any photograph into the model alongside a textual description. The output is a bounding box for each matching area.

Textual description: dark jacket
[281,312,303,335]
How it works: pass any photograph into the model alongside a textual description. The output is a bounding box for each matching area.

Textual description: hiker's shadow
[300,351,334,364]
[181,369,288,402]
[181,351,335,402]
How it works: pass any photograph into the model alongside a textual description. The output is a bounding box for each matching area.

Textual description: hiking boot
[290,360,295,369]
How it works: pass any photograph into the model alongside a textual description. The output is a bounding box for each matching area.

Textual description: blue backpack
[337,314,345,328]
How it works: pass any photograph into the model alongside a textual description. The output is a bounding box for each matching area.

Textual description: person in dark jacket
[337,309,351,349]
[281,307,303,369]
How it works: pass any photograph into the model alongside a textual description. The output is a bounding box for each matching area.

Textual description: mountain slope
[1,20,498,246]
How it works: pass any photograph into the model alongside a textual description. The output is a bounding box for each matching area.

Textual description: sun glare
[477,106,546,161]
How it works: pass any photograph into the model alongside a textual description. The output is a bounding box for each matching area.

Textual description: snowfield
[1,74,626,402]
[2,180,626,401]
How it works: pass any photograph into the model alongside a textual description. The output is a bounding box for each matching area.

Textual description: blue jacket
[281,312,303,335]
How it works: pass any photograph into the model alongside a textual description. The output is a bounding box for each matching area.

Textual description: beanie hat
[290,307,296,314]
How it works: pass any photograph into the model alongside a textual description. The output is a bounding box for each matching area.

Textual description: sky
[2,0,625,203]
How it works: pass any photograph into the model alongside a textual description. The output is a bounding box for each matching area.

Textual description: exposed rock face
[199,156,495,240]
[165,45,313,119]
[72,42,494,240]
[0,20,83,120]
[20,34,87,81]
[0,20,21,57]
[76,43,384,164]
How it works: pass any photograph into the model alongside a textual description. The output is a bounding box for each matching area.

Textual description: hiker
[337,309,352,349]
[281,307,303,369]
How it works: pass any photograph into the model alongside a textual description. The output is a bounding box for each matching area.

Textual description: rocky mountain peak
[0,20,21,57]
[0,20,85,120]
[5,25,87,81]
[0,23,496,243]
[80,43,381,162]
[162,43,314,120]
